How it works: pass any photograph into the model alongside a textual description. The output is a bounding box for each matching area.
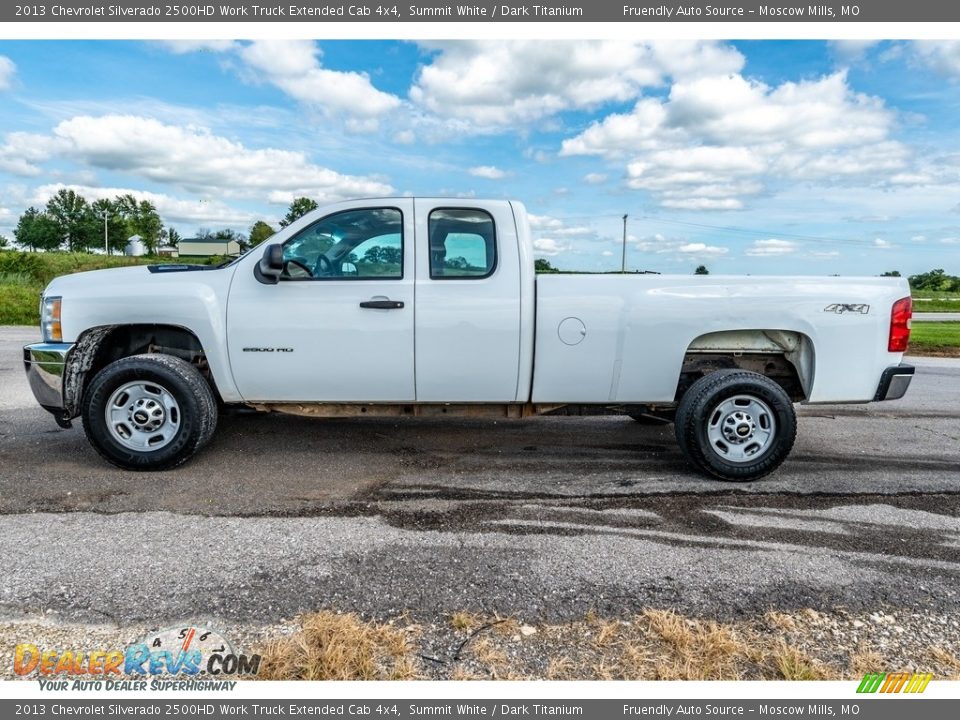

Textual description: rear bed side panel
[532,274,910,404]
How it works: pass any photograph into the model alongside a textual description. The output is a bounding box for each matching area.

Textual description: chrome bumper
[23,342,73,412]
[874,363,915,401]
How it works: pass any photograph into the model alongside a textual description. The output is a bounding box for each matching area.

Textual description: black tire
[674,370,796,482]
[81,354,218,471]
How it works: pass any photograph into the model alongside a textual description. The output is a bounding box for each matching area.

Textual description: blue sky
[0,39,958,276]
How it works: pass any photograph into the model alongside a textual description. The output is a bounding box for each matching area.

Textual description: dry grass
[253,608,960,682]
[928,647,960,679]
[546,656,575,680]
[764,610,799,633]
[643,610,747,680]
[772,642,826,680]
[450,611,481,631]
[849,649,887,677]
[255,611,421,680]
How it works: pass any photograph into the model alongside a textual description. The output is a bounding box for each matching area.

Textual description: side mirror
[254,244,284,285]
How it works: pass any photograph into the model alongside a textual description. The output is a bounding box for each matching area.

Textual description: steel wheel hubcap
[105,381,180,451]
[706,394,776,464]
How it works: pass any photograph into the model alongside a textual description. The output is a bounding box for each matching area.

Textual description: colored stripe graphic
[857,672,932,694]
[857,673,885,693]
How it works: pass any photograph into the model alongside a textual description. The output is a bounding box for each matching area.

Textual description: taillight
[888,296,912,352]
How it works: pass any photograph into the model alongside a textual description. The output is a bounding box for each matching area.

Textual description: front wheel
[674,370,796,482]
[82,354,217,471]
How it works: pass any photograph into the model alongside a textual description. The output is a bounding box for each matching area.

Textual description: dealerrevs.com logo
[14,625,260,689]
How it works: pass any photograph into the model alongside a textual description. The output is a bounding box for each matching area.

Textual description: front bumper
[874,363,915,401]
[23,342,73,413]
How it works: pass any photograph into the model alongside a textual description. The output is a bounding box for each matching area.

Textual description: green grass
[913,292,960,313]
[0,250,215,326]
[0,283,41,325]
[910,321,960,356]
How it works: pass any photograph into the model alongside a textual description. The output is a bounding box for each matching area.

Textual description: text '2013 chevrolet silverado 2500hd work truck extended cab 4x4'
[23,198,915,481]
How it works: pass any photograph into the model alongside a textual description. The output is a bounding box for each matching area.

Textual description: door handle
[359,299,404,309]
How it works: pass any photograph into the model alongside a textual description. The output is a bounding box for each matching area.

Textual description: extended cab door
[414,200,522,402]
[226,200,415,402]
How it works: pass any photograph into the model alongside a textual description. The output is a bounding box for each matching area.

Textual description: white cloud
[630,232,729,262]
[528,213,605,257]
[676,242,728,256]
[410,40,743,128]
[16,114,393,203]
[238,41,401,121]
[911,41,960,79]
[562,71,908,210]
[746,239,798,257]
[157,40,238,54]
[829,40,880,63]
[810,250,841,259]
[0,132,53,176]
[873,238,894,249]
[393,130,416,145]
[583,173,608,184]
[528,214,564,231]
[532,237,571,256]
[469,165,510,180]
[31,184,256,227]
[158,40,400,124]
[0,56,15,91]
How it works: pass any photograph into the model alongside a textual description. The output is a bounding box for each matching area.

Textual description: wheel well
[677,330,814,403]
[66,324,213,416]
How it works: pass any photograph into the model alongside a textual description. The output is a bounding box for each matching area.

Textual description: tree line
[7,192,323,256]
[14,190,166,254]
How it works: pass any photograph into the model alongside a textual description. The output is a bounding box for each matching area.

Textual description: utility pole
[621,214,628,273]
[101,211,110,255]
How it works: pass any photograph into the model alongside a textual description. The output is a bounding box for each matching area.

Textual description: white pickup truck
[23,198,915,481]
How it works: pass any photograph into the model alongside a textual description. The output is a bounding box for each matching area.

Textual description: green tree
[164,227,182,248]
[534,258,558,273]
[46,189,97,252]
[0,234,8,248]
[279,197,318,228]
[881,270,901,277]
[14,207,62,251]
[695,264,710,275]
[115,195,163,253]
[89,198,129,254]
[248,220,276,247]
[909,268,960,292]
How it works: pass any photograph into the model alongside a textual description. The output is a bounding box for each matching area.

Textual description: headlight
[41,296,62,343]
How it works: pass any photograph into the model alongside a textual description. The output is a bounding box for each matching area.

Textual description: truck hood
[44,264,220,297]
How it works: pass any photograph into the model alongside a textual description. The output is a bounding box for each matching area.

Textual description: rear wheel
[82,354,217,470]
[674,370,796,482]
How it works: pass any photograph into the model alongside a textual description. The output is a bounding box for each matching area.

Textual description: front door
[227,200,415,402]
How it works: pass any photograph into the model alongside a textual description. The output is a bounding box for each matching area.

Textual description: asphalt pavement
[1,326,958,628]
[915,312,960,322]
